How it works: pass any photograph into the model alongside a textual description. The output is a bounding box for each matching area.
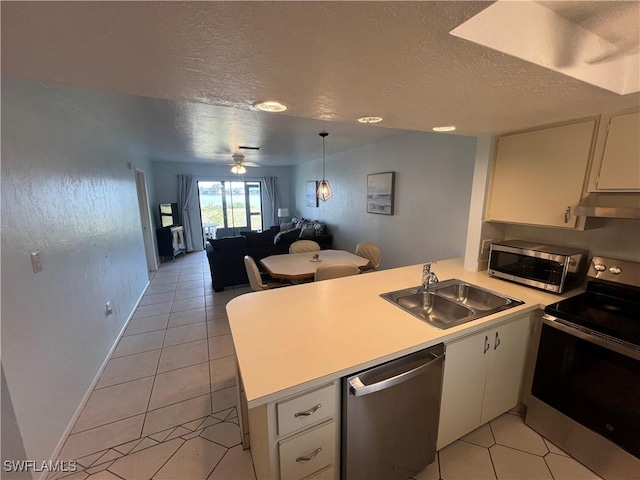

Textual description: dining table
[260,249,370,281]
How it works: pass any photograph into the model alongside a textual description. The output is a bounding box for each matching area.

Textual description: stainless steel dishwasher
[342,343,445,479]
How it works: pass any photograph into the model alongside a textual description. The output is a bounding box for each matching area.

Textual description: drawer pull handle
[294,403,322,417]
[296,447,322,462]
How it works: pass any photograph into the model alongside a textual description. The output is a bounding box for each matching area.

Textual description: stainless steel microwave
[488,240,589,293]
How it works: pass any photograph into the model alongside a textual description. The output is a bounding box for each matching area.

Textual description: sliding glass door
[198,180,263,241]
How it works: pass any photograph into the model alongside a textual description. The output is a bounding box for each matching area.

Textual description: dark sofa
[206,227,332,291]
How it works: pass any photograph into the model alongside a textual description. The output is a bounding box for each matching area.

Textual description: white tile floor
[52,251,603,480]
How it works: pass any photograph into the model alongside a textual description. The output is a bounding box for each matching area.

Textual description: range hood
[574,193,640,219]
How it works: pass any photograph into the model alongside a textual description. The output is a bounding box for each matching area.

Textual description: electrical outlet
[30,251,43,273]
[105,302,114,316]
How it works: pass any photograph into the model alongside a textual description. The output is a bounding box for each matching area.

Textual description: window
[198,181,263,240]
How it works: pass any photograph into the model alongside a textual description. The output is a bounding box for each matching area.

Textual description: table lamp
[277,208,289,224]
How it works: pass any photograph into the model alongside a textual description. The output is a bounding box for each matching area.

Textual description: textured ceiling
[2,1,639,166]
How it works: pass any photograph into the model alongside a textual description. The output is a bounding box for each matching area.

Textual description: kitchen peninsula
[226,258,579,479]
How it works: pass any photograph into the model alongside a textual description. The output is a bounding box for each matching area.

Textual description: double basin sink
[381,279,523,329]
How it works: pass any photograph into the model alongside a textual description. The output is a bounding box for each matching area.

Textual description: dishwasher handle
[349,351,444,397]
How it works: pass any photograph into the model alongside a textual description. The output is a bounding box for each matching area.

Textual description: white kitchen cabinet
[588,109,640,191]
[437,313,533,450]
[248,382,340,480]
[279,421,335,480]
[486,120,596,228]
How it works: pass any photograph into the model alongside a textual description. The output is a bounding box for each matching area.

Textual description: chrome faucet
[421,262,439,291]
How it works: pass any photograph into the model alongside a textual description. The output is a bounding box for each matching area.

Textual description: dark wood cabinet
[156,225,186,261]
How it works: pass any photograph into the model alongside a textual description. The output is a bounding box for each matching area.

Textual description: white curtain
[177,174,195,252]
[263,176,280,226]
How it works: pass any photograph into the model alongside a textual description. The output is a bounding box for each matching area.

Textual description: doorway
[198,180,263,242]
[135,168,158,277]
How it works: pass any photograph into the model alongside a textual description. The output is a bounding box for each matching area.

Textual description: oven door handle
[542,314,640,361]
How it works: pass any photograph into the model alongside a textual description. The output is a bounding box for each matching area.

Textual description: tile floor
[412,410,602,480]
[52,251,602,480]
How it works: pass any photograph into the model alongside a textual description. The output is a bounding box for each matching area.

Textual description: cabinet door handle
[494,332,501,350]
[564,206,571,224]
[294,404,322,417]
[296,447,322,462]
[483,336,490,354]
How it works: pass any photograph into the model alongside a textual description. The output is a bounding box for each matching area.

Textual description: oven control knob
[594,263,606,272]
[609,266,622,275]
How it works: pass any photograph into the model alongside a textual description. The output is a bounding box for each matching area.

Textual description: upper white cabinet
[486,120,596,228]
[588,109,640,192]
[437,313,533,450]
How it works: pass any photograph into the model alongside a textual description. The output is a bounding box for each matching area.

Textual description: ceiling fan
[228,154,258,174]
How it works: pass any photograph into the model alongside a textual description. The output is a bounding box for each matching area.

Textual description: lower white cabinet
[279,421,335,480]
[437,313,533,449]
[246,313,534,476]
[305,465,335,479]
[248,382,340,480]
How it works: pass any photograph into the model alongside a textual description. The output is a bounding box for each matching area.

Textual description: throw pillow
[274,228,301,245]
[312,221,326,235]
[299,227,316,238]
[280,222,294,232]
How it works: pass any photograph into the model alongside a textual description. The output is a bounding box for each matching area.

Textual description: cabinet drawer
[277,383,335,437]
[279,421,335,480]
[303,464,335,479]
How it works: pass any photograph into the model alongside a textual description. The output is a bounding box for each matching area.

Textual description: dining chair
[355,242,382,271]
[244,256,286,292]
[314,263,360,282]
[289,240,321,254]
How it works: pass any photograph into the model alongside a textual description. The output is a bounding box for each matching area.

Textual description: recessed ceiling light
[358,116,383,124]
[432,126,457,132]
[254,101,287,112]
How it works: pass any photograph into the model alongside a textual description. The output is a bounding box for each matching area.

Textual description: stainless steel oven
[488,240,588,293]
[526,257,640,479]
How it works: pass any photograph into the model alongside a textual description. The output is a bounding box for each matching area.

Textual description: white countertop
[227,258,579,408]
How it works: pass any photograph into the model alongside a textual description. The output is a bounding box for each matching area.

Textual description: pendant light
[316,132,333,202]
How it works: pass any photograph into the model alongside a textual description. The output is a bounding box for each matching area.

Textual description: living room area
[150,126,476,290]
[1,75,479,478]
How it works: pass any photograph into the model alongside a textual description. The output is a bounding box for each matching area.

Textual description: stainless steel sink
[381,279,523,329]
[435,282,512,311]
[396,291,474,326]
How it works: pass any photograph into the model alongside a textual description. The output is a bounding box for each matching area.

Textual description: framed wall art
[306,181,319,207]
[367,172,395,215]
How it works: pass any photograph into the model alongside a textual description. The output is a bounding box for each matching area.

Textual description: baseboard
[41,279,151,480]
